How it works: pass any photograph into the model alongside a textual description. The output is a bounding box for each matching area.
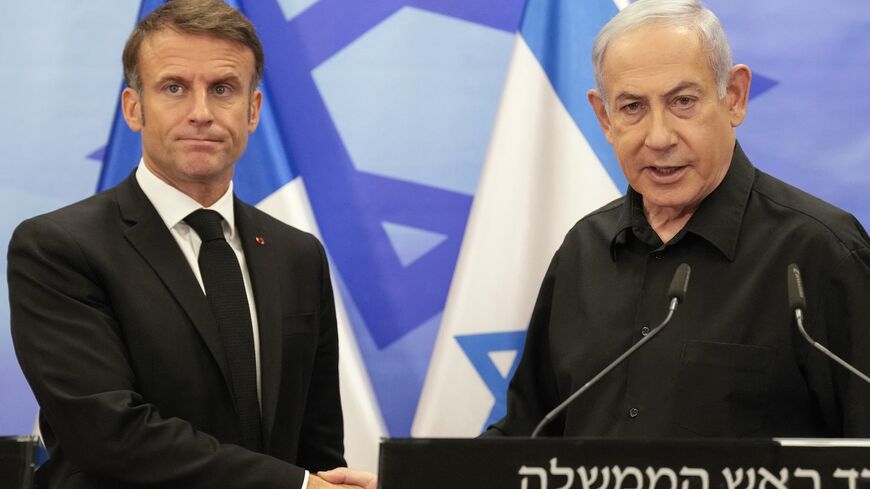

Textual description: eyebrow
[211,74,243,86]
[614,91,644,104]
[154,75,187,86]
[613,81,705,104]
[663,81,704,98]
[153,74,244,87]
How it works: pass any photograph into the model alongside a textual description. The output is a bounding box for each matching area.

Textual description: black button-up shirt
[490,144,870,438]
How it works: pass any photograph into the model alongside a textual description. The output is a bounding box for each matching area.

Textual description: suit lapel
[115,175,233,393]
[235,199,283,450]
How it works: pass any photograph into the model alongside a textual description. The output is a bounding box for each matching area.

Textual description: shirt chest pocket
[676,340,774,436]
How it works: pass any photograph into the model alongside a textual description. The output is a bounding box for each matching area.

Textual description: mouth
[179,137,222,143]
[177,137,224,151]
[644,165,688,182]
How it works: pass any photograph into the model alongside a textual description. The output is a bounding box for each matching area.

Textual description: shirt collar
[135,160,237,238]
[609,188,646,259]
[609,142,756,262]
[682,143,755,261]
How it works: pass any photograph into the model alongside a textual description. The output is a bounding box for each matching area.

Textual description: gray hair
[592,0,732,102]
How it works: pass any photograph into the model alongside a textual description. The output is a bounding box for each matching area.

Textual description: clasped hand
[308,467,377,489]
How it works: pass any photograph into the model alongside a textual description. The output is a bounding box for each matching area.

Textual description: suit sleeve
[295,237,346,471]
[483,249,563,437]
[8,216,305,489]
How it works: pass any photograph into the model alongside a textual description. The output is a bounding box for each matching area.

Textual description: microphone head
[667,263,691,303]
[787,263,807,311]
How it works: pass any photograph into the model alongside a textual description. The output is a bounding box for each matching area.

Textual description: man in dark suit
[8,1,372,487]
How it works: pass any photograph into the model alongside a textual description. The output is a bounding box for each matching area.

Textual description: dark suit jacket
[8,174,345,488]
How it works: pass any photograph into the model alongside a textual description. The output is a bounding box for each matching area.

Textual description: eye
[674,96,695,108]
[166,84,183,95]
[214,85,232,96]
[622,101,643,114]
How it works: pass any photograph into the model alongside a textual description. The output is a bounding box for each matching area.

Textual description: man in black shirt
[489,0,870,438]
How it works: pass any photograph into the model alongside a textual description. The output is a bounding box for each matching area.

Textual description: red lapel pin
[255,236,265,245]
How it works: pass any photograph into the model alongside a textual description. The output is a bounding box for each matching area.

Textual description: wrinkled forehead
[140,27,255,59]
[600,24,714,94]
[138,29,257,79]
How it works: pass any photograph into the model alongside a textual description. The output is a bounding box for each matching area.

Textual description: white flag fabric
[257,178,385,471]
[413,0,624,437]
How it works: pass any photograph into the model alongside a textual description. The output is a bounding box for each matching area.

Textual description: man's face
[588,24,749,215]
[122,29,262,195]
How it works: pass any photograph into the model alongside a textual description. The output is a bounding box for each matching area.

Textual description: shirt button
[641,326,650,336]
[654,252,664,260]
[629,407,639,418]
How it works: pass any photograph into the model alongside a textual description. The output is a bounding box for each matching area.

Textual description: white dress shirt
[136,162,311,488]
[136,161,262,404]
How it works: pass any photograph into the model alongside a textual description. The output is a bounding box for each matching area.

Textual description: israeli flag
[99,0,385,471]
[413,0,626,436]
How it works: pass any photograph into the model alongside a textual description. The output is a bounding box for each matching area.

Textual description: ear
[248,89,263,133]
[121,87,143,132]
[587,89,614,143]
[725,64,751,127]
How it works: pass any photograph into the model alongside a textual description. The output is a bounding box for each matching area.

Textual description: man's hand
[317,467,378,489]
[306,473,363,489]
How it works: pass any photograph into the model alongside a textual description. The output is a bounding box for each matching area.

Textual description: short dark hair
[122,0,265,93]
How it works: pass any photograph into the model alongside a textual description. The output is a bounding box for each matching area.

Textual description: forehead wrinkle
[609,74,708,103]
[601,24,714,94]
[140,31,254,81]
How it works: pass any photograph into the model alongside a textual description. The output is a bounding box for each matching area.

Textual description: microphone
[530,263,691,438]
[787,264,807,311]
[786,264,870,386]
[667,262,691,310]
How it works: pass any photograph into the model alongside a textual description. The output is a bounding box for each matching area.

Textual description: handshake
[309,468,377,489]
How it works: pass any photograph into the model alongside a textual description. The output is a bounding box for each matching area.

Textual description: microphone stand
[531,263,691,438]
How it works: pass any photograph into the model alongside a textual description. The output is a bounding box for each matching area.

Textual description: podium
[0,436,37,489]
[379,438,870,489]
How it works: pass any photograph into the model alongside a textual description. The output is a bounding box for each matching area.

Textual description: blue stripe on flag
[230,86,299,204]
[96,0,164,192]
[97,88,143,191]
[519,0,627,192]
[243,0,474,350]
[455,331,527,431]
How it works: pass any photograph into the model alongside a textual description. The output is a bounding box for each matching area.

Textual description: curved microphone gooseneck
[787,264,870,386]
[530,263,691,438]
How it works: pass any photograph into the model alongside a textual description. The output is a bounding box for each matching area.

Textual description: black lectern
[0,436,37,489]
[379,438,870,489]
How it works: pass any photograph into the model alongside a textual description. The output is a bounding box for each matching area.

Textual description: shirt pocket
[676,340,774,436]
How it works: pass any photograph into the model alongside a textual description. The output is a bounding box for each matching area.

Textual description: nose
[643,107,677,151]
[188,88,214,126]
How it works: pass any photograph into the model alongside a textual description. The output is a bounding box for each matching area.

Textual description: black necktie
[185,209,263,451]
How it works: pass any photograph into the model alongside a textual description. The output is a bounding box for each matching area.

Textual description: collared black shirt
[490,144,870,438]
